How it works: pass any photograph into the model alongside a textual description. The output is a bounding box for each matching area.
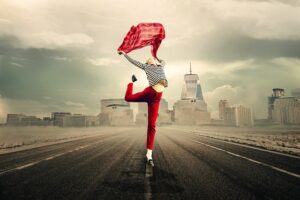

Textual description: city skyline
[1,0,300,123]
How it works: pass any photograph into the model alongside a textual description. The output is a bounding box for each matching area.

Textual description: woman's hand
[118,51,125,55]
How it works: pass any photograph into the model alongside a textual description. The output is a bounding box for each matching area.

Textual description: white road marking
[187,131,300,159]
[192,139,300,179]
[0,144,92,176]
[167,127,300,159]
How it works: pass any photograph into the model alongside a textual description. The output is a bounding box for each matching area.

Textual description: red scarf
[118,23,165,59]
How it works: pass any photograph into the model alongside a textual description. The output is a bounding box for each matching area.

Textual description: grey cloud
[161,25,300,63]
[0,0,300,120]
[0,34,140,117]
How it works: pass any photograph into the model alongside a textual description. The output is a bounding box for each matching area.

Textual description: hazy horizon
[1,0,300,123]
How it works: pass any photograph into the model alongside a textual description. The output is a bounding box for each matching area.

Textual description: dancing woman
[118,51,168,166]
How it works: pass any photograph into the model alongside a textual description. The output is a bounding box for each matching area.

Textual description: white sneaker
[147,158,154,167]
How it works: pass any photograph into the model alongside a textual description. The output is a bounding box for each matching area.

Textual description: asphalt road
[0,127,300,200]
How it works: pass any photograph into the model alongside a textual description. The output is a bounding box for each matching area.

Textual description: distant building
[43,117,53,126]
[6,114,52,126]
[181,63,204,100]
[173,63,211,125]
[51,112,71,126]
[20,116,43,126]
[136,99,172,125]
[136,103,148,125]
[219,100,229,120]
[98,99,134,126]
[272,97,300,125]
[223,106,236,126]
[292,88,300,99]
[219,100,253,127]
[234,105,254,127]
[6,114,25,126]
[43,117,52,121]
[63,114,100,127]
[268,88,284,120]
[174,99,211,125]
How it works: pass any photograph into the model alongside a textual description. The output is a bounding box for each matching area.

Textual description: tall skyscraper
[174,63,210,125]
[181,62,204,100]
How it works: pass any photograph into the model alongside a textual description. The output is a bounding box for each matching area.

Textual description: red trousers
[125,83,162,150]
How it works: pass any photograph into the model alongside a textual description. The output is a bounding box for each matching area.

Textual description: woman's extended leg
[125,83,150,102]
[146,100,161,150]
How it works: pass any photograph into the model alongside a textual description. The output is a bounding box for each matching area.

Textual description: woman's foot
[145,149,154,166]
[132,75,137,82]
[147,159,154,167]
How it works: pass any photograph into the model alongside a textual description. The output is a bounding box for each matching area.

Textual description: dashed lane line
[0,144,92,176]
[144,162,153,200]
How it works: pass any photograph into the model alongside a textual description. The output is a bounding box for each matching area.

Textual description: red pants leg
[124,83,162,150]
[146,89,162,150]
[124,83,151,102]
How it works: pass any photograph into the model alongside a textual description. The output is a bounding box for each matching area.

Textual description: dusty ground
[1,125,299,156]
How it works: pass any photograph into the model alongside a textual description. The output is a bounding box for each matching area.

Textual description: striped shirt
[124,54,168,87]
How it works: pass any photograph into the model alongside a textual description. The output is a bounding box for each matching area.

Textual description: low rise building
[219,100,254,127]
[6,114,25,126]
[273,97,300,125]
[6,114,52,126]
[219,100,229,120]
[63,114,100,127]
[174,99,211,125]
[136,99,172,125]
[268,88,284,120]
[51,112,71,126]
[234,105,254,127]
[135,103,148,125]
[99,99,134,126]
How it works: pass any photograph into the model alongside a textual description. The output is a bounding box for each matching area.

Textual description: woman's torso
[145,65,168,89]
[152,79,167,92]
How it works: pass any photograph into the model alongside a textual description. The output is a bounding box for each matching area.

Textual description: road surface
[0,127,299,200]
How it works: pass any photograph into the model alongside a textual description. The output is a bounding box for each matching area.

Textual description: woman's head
[146,56,161,66]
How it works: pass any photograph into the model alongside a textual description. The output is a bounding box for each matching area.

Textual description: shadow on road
[151,167,184,194]
[98,167,183,194]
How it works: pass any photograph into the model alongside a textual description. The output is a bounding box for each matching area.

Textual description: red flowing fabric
[118,23,165,59]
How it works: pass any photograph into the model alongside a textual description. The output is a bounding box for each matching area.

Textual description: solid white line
[191,139,300,179]
[188,132,300,159]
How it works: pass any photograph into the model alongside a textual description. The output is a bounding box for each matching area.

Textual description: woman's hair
[158,79,168,87]
[146,57,161,66]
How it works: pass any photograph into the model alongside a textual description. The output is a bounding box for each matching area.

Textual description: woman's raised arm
[119,52,146,70]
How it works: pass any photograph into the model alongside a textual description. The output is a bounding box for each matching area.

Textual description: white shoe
[147,158,154,167]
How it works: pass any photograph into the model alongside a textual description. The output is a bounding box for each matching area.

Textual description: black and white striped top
[124,54,168,87]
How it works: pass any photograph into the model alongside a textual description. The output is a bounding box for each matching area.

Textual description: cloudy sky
[0,0,300,122]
